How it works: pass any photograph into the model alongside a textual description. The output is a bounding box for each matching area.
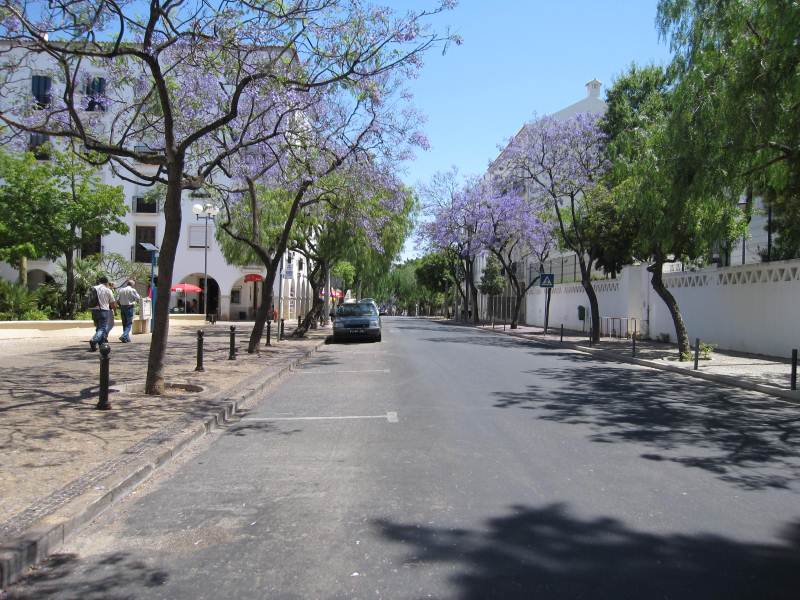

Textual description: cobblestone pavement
[472,321,796,391]
[0,320,326,532]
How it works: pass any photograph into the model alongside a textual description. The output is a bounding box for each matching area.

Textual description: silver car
[333,302,381,342]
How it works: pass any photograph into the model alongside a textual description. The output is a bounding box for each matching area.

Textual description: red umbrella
[171,282,202,293]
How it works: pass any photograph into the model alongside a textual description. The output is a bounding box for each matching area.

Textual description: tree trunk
[511,291,525,329]
[248,265,278,352]
[17,256,27,288]
[64,248,75,319]
[145,164,183,395]
[578,257,600,343]
[466,258,479,324]
[649,261,690,358]
[293,266,324,337]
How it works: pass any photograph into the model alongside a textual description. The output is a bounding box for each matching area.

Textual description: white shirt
[93,284,116,310]
[117,285,141,306]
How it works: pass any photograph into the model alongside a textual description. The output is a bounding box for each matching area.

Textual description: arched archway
[26,269,54,291]
[174,273,220,317]
[228,273,266,321]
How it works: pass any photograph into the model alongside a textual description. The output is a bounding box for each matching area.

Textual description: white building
[0,43,314,321]
[473,79,773,325]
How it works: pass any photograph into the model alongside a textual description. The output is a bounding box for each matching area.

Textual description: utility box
[577,305,586,321]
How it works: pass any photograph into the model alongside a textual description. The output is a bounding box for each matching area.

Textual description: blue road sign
[540,273,555,288]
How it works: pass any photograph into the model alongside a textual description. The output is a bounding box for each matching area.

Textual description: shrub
[0,280,37,319]
[74,309,94,320]
[20,308,50,321]
[34,283,65,318]
[700,341,715,360]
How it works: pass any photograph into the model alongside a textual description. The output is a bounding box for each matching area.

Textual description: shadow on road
[374,503,800,600]
[492,358,800,491]
[7,552,169,600]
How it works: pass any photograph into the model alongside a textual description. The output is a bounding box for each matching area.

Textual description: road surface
[9,318,800,599]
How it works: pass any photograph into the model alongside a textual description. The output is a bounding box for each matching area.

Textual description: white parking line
[295,369,390,374]
[242,412,399,423]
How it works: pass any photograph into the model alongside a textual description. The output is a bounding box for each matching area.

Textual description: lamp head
[192,203,204,215]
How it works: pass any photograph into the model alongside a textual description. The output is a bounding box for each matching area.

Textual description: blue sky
[399,0,674,188]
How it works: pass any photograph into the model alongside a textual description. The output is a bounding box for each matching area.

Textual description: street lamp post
[192,201,219,321]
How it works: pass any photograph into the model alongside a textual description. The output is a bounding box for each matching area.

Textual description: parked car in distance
[333,302,381,342]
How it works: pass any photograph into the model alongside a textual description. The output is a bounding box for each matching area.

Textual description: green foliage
[699,341,715,360]
[602,63,746,267]
[34,283,65,319]
[0,280,37,319]
[478,255,505,297]
[415,252,452,295]
[657,0,800,257]
[20,308,50,321]
[0,149,62,265]
[331,260,356,292]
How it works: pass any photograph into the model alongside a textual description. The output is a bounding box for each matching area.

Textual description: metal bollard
[96,344,111,410]
[632,332,636,357]
[791,349,797,391]
[560,324,564,342]
[228,325,236,360]
[195,329,205,372]
[694,337,700,370]
[265,320,272,347]
[280,318,285,340]
[298,316,302,328]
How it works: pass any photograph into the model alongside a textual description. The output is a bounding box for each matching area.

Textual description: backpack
[84,285,100,309]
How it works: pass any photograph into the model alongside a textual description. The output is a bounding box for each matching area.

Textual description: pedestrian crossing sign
[540,273,554,288]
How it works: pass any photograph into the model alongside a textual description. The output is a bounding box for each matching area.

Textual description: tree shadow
[373,503,800,600]
[7,552,168,600]
[492,360,800,491]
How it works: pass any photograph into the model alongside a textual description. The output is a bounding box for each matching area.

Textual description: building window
[135,226,156,263]
[29,132,50,160]
[81,233,102,258]
[298,259,304,271]
[85,76,106,111]
[133,195,158,213]
[231,289,241,304]
[31,75,51,109]
[188,225,209,248]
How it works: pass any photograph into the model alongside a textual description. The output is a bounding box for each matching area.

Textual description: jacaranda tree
[0,0,458,393]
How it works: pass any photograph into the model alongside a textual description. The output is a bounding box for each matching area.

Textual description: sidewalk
[0,320,328,586]
[457,320,799,402]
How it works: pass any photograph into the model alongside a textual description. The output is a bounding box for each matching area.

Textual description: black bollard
[298,316,302,329]
[791,349,797,391]
[195,329,205,372]
[280,318,285,340]
[632,332,636,357]
[694,337,700,370]
[96,344,111,410]
[265,320,272,347]
[560,324,564,342]
[228,325,236,360]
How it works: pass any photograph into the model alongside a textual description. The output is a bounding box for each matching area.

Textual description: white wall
[525,259,800,358]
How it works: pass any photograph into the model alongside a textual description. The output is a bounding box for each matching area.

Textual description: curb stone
[441,321,800,404]
[0,334,328,590]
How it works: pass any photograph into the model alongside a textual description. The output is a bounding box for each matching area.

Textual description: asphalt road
[9,318,800,599]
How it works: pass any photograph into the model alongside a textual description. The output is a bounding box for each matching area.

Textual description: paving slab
[0,320,328,587]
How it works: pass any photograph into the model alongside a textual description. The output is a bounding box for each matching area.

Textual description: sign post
[540,273,554,334]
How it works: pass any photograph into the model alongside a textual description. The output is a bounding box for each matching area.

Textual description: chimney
[585,78,601,99]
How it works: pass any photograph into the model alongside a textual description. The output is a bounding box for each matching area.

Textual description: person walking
[88,276,117,352]
[117,279,141,343]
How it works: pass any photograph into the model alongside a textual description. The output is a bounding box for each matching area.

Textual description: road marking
[295,369,390,374]
[242,412,399,423]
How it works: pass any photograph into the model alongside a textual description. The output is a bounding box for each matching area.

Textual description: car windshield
[337,303,377,317]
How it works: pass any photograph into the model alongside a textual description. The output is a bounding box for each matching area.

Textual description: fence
[525,258,800,357]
